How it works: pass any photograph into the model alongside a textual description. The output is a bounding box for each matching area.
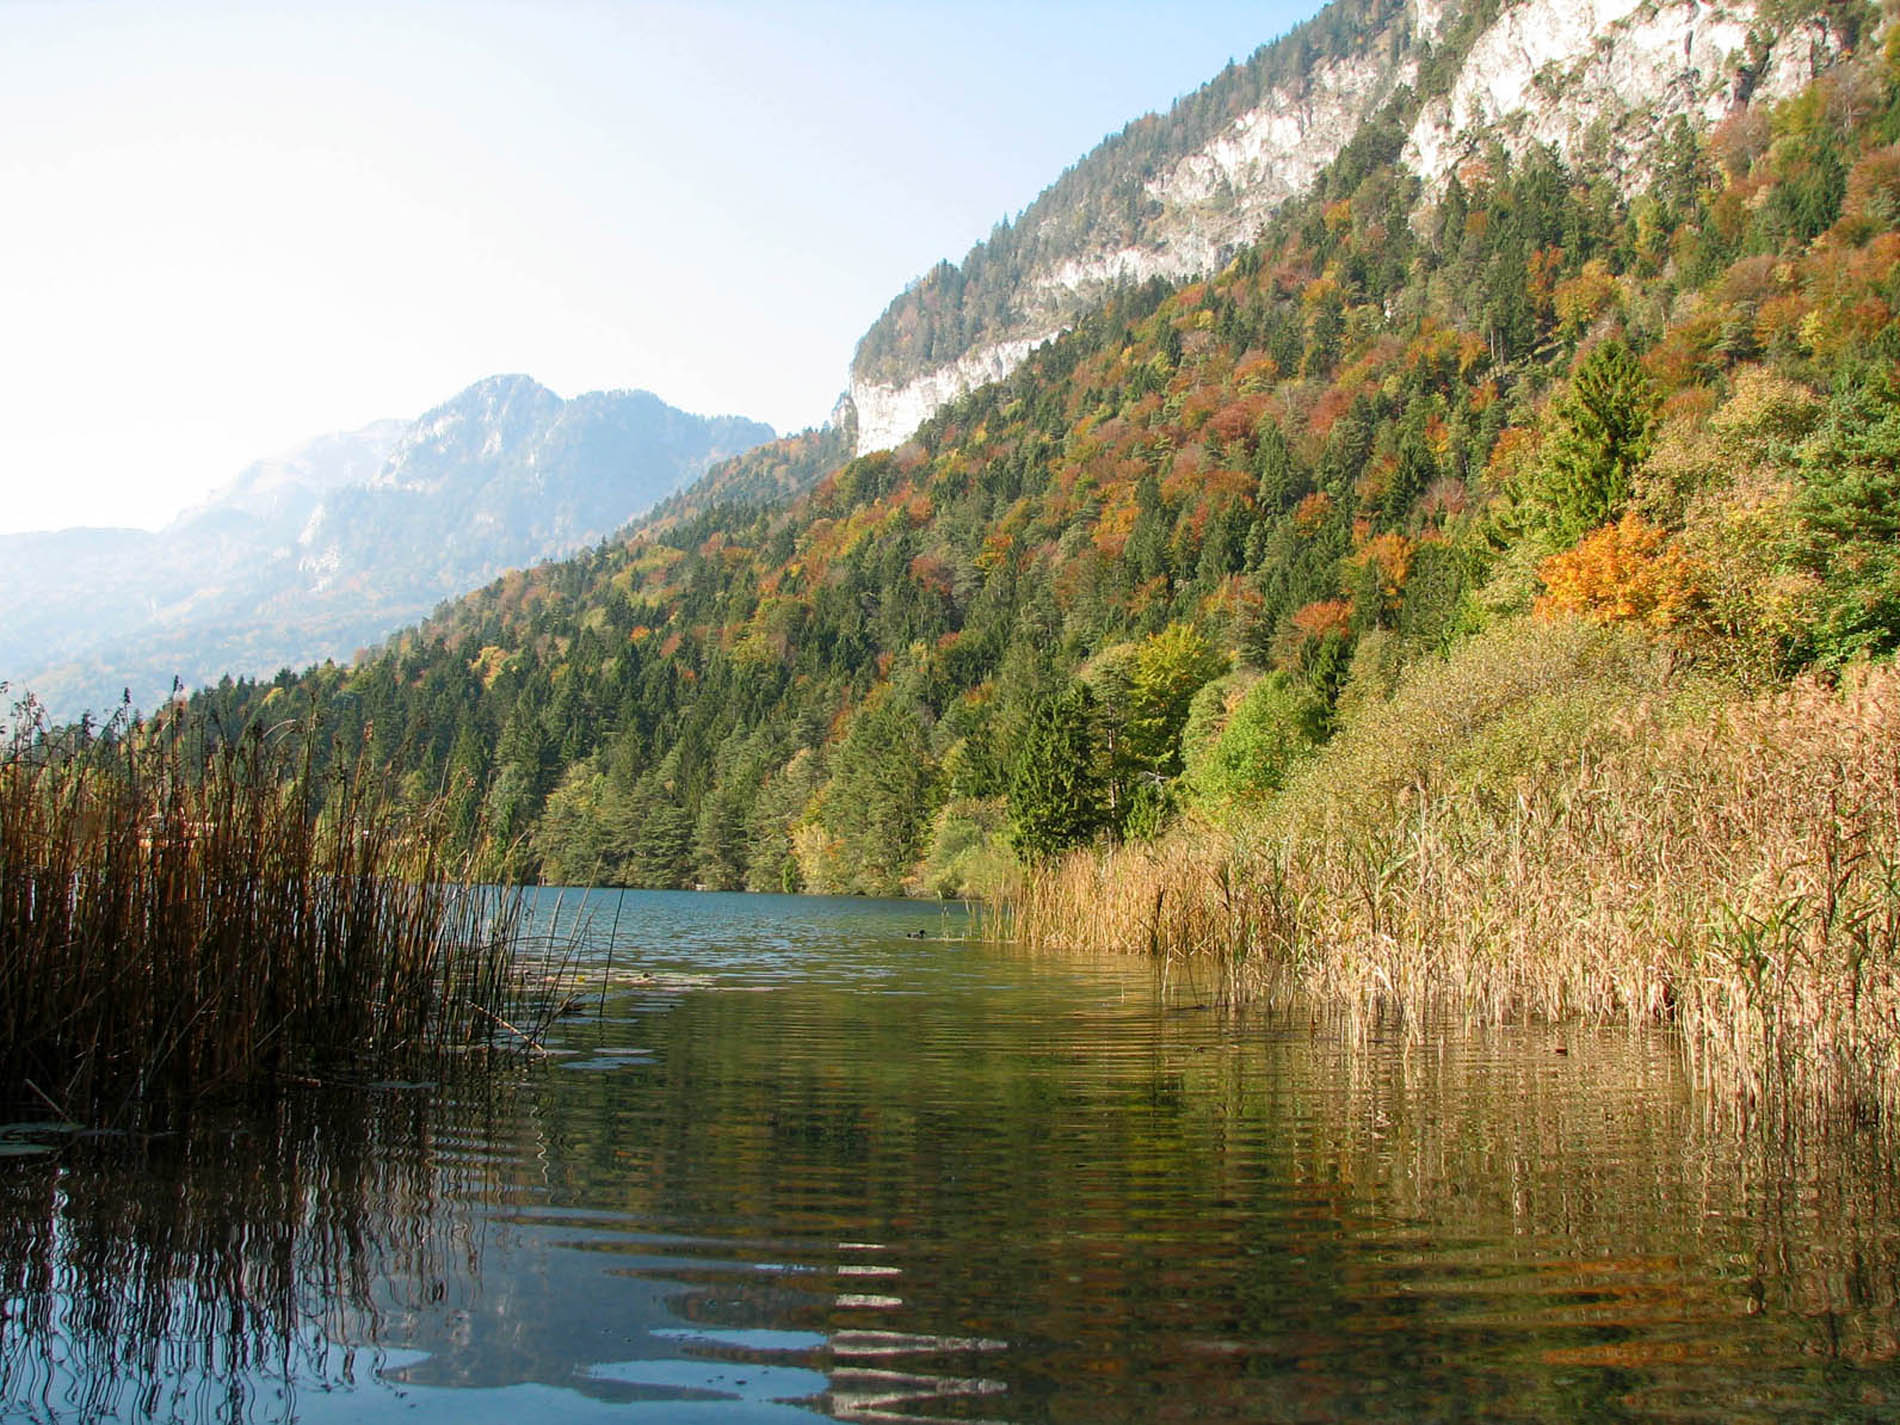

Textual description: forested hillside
[178,4,1898,903]
[7,378,773,722]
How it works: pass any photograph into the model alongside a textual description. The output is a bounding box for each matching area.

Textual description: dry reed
[1009,662,1900,1114]
[0,696,572,1118]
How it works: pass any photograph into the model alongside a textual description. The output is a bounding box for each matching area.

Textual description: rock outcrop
[848,0,1844,454]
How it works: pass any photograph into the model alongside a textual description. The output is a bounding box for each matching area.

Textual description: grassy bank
[0,698,571,1118]
[1009,617,1900,1112]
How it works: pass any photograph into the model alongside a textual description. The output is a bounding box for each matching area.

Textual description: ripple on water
[9,905,1900,1422]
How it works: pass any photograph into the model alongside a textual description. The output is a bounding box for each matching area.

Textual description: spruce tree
[1796,377,1900,664]
[1531,340,1659,544]
[1007,684,1106,862]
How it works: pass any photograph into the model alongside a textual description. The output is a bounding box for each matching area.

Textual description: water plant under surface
[0,695,574,1122]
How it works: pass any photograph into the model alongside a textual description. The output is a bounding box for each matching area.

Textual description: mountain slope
[172,0,1896,903]
[0,419,405,706]
[7,380,771,719]
[847,0,1843,452]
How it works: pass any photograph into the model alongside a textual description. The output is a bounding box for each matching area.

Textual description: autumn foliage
[1535,513,1696,629]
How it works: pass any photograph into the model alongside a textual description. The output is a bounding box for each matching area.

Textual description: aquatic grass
[0,697,573,1118]
[1010,643,1900,1113]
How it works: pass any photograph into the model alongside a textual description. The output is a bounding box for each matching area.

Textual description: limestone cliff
[847,0,1846,454]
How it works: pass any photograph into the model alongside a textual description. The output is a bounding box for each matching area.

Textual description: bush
[1183,673,1327,815]
[1272,614,1682,837]
[914,797,1018,900]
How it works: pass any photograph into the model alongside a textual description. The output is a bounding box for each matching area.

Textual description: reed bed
[1009,659,1900,1114]
[0,698,572,1117]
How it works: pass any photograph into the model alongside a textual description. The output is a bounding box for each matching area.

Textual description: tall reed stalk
[0,697,570,1117]
[1009,666,1900,1113]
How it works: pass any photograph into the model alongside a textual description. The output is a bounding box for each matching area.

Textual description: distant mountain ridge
[846,0,1839,451]
[3,378,771,719]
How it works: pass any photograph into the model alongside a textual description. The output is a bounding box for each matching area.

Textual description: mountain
[0,419,406,709]
[167,0,1890,903]
[5,379,771,719]
[846,0,1844,452]
[291,377,772,599]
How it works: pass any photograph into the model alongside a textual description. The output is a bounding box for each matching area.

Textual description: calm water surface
[5,890,1900,1422]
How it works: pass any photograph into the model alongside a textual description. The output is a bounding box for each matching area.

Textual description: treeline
[174,16,1900,903]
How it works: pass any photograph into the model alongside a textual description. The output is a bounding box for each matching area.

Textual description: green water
[5,890,1900,1422]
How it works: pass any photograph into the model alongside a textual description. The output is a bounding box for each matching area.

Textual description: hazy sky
[1,0,1318,535]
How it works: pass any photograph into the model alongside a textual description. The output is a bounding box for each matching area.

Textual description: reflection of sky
[292,1374,822,1423]
[12,1137,1012,1422]
[322,1225,835,1419]
[298,1219,1008,1422]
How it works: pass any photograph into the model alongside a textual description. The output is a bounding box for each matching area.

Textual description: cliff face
[847,0,1843,454]
[1405,0,1838,190]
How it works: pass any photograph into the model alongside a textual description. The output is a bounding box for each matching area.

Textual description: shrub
[1535,512,1697,628]
[1183,673,1326,815]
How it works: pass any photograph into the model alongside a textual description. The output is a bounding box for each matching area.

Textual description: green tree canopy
[820,694,933,894]
[1125,623,1230,776]
[1796,376,1900,664]
[1530,340,1659,545]
[1007,683,1107,862]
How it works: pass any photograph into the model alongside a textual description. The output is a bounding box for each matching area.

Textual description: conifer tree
[1007,684,1106,861]
[822,695,932,894]
[1530,340,1659,544]
[1796,377,1900,663]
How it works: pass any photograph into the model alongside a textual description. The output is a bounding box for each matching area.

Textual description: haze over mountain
[3,378,770,720]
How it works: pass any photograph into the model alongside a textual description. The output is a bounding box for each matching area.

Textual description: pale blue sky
[1,0,1319,534]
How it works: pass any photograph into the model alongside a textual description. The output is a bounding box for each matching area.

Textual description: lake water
[5,889,1900,1422]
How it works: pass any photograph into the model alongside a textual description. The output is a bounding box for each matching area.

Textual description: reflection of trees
[0,1082,517,1423]
[528,980,1900,1421]
[6,962,1900,1422]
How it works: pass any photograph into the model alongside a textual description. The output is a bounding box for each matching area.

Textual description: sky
[0,0,1321,536]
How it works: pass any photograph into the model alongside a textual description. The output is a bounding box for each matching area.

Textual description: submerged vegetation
[0,696,571,1119]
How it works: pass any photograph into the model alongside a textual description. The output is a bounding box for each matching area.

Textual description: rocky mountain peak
[374,374,565,494]
[846,0,1846,455]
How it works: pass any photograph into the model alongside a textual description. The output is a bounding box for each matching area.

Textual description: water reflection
[4,894,1900,1421]
[0,1082,510,1423]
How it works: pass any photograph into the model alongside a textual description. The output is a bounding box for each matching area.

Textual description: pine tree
[621,760,695,888]
[1530,340,1659,545]
[1796,377,1900,664]
[821,695,932,894]
[1007,684,1106,861]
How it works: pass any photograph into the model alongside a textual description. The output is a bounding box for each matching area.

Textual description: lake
[4,889,1900,1422]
